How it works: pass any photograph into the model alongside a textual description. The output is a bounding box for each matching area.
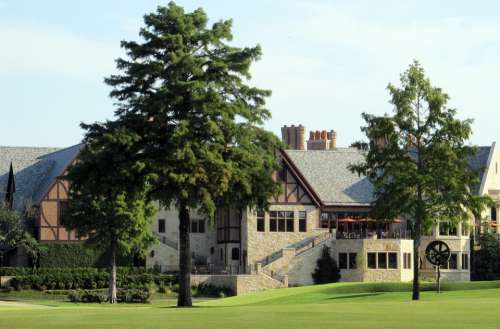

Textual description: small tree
[312,246,341,284]
[0,202,40,267]
[350,61,492,300]
[104,2,281,307]
[63,122,157,304]
[472,231,500,281]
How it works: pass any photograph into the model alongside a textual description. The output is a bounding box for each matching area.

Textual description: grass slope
[2,282,500,329]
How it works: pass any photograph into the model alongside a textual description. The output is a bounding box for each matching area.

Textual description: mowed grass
[2,282,500,329]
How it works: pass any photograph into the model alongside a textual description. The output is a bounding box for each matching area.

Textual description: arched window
[491,207,497,222]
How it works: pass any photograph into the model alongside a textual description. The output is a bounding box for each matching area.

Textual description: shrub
[472,232,500,281]
[194,284,233,298]
[311,246,341,284]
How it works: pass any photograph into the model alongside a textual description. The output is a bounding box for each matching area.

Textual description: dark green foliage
[311,246,341,284]
[37,243,133,268]
[192,283,234,298]
[0,202,40,265]
[7,267,177,291]
[104,2,282,307]
[472,232,500,281]
[68,288,151,303]
[350,61,492,300]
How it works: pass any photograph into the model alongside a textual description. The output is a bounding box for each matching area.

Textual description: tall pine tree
[351,61,491,300]
[105,2,281,307]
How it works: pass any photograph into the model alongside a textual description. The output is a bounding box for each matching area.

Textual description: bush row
[6,269,177,292]
[68,289,151,303]
[0,267,159,276]
[37,243,134,268]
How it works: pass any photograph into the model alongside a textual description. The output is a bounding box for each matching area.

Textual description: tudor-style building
[2,126,500,287]
[146,126,500,285]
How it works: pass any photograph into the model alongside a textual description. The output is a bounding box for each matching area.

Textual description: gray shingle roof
[285,148,374,206]
[0,144,81,211]
[285,146,493,206]
[467,146,492,194]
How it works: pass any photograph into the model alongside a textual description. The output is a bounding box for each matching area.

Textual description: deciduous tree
[350,61,491,300]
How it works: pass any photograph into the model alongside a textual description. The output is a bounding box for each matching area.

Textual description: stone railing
[154,233,178,250]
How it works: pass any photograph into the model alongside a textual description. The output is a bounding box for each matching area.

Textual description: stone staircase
[256,231,334,284]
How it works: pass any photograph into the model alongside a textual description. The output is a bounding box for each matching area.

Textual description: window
[299,211,307,232]
[349,253,357,269]
[367,253,376,269]
[403,253,412,269]
[462,253,469,270]
[231,248,240,261]
[257,210,265,232]
[388,253,397,269]
[59,201,69,224]
[286,214,294,232]
[439,222,458,236]
[158,219,166,233]
[448,253,458,270]
[368,252,399,269]
[377,252,387,269]
[220,248,223,261]
[492,207,497,222]
[339,253,348,269]
[191,219,205,233]
[461,225,469,237]
[270,211,294,232]
[210,247,214,255]
[270,212,278,232]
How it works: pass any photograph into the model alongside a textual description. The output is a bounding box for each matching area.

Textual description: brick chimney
[307,129,337,150]
[281,125,306,150]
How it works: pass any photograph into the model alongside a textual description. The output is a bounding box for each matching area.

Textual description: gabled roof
[467,146,492,195]
[0,144,81,211]
[284,145,494,207]
[284,148,373,206]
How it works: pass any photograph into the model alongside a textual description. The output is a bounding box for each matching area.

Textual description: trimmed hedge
[2,267,177,291]
[38,243,134,268]
[68,288,151,303]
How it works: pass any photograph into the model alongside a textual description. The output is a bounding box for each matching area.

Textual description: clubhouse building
[2,125,500,290]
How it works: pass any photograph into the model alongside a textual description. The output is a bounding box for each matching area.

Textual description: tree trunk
[177,201,192,307]
[109,240,117,304]
[412,199,422,301]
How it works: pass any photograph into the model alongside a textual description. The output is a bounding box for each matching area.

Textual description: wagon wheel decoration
[425,240,451,267]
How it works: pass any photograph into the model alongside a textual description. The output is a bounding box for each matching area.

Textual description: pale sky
[1,0,499,147]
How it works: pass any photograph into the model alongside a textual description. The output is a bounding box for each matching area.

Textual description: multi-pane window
[191,219,205,233]
[403,253,412,269]
[158,219,166,233]
[439,222,458,236]
[338,253,357,270]
[462,253,469,270]
[299,211,307,232]
[257,210,265,232]
[270,211,294,232]
[367,252,398,269]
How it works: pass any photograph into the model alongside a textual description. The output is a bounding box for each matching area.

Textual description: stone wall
[246,205,322,267]
[191,273,285,295]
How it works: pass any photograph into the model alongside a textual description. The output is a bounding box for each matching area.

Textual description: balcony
[335,229,412,240]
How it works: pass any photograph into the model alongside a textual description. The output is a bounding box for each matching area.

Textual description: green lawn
[2,282,500,329]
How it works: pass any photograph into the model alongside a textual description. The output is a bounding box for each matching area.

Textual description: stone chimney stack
[307,129,337,150]
[281,125,306,150]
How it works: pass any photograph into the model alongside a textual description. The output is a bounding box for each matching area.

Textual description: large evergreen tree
[63,122,157,303]
[350,61,491,300]
[105,2,281,307]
